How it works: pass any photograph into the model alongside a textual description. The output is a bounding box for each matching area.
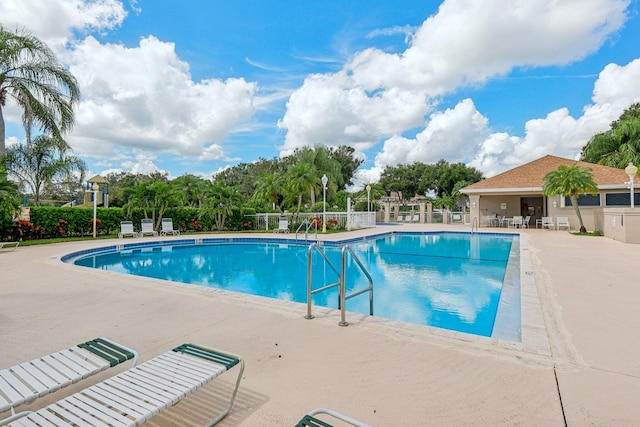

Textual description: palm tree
[123,181,180,229]
[201,182,242,231]
[252,171,284,211]
[4,134,86,205]
[581,103,640,168]
[0,164,20,219]
[0,26,80,157]
[543,164,598,233]
[283,162,319,215]
[171,174,208,207]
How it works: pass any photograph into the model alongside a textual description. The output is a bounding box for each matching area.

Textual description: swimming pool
[65,232,520,339]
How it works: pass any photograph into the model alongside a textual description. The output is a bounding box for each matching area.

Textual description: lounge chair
[273,216,289,233]
[118,221,138,238]
[296,408,371,427]
[139,218,158,237]
[0,338,138,425]
[0,241,19,252]
[557,216,570,231]
[7,343,243,427]
[541,216,554,230]
[160,217,180,236]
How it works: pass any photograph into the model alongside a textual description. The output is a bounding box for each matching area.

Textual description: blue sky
[2,0,640,187]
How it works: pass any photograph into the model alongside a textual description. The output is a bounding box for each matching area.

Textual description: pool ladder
[305,243,374,326]
[296,219,318,241]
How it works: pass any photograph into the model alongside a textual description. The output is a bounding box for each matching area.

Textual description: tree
[123,181,180,230]
[171,174,209,207]
[419,160,483,197]
[252,171,284,211]
[0,26,80,157]
[283,162,320,214]
[4,134,86,206]
[543,163,598,233]
[581,103,640,168]
[0,164,20,219]
[200,182,242,231]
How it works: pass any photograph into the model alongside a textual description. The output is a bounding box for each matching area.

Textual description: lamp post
[92,182,99,238]
[626,162,637,208]
[321,174,328,233]
[366,184,371,226]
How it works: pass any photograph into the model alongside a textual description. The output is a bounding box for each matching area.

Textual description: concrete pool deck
[1,224,639,425]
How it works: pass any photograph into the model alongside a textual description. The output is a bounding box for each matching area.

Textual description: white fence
[249,212,376,232]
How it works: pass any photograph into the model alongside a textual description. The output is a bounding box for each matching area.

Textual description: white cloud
[347,0,629,93]
[277,73,430,154]
[66,36,257,161]
[279,0,630,170]
[374,99,490,166]
[469,58,640,177]
[0,0,127,51]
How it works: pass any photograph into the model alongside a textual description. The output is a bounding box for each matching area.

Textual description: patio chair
[273,216,290,233]
[160,217,180,236]
[0,337,138,425]
[0,241,19,252]
[541,216,554,230]
[118,220,138,238]
[557,216,570,231]
[510,216,523,228]
[7,343,244,427]
[296,408,371,427]
[139,218,158,237]
[523,215,531,228]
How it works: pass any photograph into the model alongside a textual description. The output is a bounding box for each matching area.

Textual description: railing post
[305,243,315,319]
[339,247,349,326]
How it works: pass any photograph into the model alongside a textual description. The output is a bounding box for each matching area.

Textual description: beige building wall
[600,208,640,244]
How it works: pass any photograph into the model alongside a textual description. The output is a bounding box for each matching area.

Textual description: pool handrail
[339,245,374,326]
[306,243,341,320]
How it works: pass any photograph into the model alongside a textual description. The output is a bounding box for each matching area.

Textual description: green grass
[571,231,603,237]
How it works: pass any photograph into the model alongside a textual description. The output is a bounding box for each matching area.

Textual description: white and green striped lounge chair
[160,218,180,236]
[7,343,244,427]
[118,221,138,239]
[0,241,19,251]
[0,338,138,425]
[296,408,372,427]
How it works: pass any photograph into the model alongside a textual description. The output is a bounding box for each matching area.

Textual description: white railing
[248,212,376,232]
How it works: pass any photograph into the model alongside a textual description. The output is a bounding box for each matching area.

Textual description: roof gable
[464,155,628,190]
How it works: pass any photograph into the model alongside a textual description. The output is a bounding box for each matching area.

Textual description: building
[461,155,640,243]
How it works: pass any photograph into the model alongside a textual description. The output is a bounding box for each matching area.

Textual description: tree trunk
[0,106,5,158]
[569,195,586,233]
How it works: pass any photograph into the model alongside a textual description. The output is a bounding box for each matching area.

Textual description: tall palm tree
[123,181,180,229]
[543,163,598,233]
[581,103,640,168]
[252,171,283,211]
[4,134,86,206]
[201,182,242,231]
[283,162,320,215]
[0,26,80,157]
[0,164,20,219]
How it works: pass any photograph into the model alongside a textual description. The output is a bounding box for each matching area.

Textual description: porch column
[427,202,433,223]
[419,202,426,224]
[383,201,391,223]
[469,195,480,227]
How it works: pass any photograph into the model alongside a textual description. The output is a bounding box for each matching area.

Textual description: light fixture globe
[625,162,637,178]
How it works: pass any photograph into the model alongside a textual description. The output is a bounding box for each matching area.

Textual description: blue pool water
[68,232,518,338]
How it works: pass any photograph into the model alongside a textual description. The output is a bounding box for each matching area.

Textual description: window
[564,194,600,207]
[605,192,640,206]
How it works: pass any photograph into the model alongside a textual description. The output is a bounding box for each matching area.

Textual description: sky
[2,0,640,189]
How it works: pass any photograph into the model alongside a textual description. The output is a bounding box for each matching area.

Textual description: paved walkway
[1,224,638,426]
